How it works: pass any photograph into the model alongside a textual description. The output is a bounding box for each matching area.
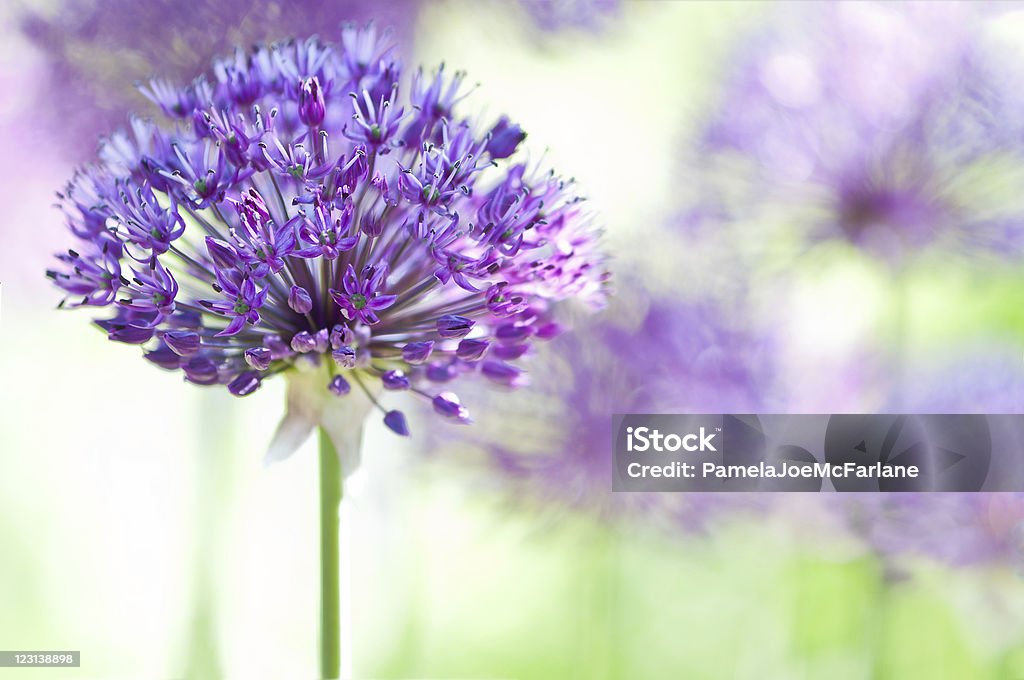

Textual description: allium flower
[21,0,419,159]
[455,291,773,528]
[48,25,608,455]
[699,2,1024,262]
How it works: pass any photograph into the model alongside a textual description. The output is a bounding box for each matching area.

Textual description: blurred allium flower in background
[839,349,1024,569]
[453,287,774,529]
[518,0,621,32]
[48,25,608,457]
[699,2,1024,262]
[889,346,1024,414]
[21,0,620,159]
[20,0,418,159]
[844,493,1024,569]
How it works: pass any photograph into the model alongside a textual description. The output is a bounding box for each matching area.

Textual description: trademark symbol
[716,428,722,432]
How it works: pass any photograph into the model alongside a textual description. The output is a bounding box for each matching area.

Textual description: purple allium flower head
[699,3,1024,263]
[49,26,608,456]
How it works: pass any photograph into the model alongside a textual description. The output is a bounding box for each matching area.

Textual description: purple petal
[288,285,313,314]
[245,347,273,370]
[401,341,434,364]
[108,323,154,344]
[183,356,219,385]
[437,314,474,339]
[145,343,181,369]
[215,315,246,337]
[383,410,410,436]
[332,345,356,368]
[381,369,410,390]
[369,293,397,310]
[328,374,351,396]
[456,338,490,361]
[432,392,471,423]
[205,237,238,269]
[481,360,527,387]
[228,370,262,396]
[164,330,200,356]
[290,331,316,353]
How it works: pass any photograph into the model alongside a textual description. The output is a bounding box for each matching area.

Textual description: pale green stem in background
[889,271,911,408]
[577,520,620,680]
[180,389,235,679]
[870,578,892,680]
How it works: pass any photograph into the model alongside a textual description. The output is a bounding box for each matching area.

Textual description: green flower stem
[319,426,344,679]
